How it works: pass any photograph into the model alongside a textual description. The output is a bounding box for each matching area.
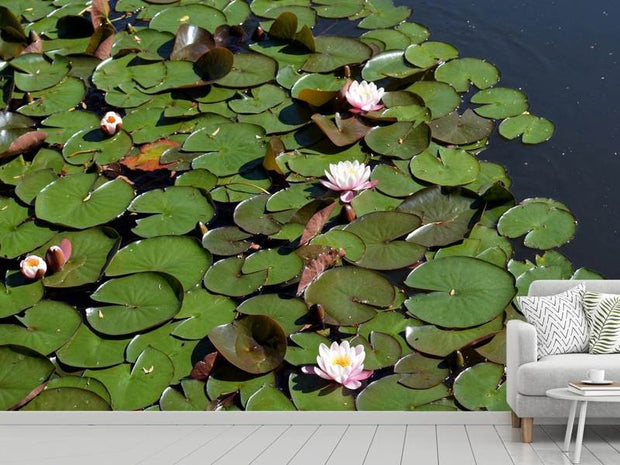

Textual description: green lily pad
[160,379,208,411]
[357,0,411,29]
[310,230,366,262]
[204,256,268,297]
[311,113,372,146]
[17,77,86,116]
[234,194,289,235]
[35,173,135,229]
[11,53,71,92]
[202,227,252,256]
[365,122,430,159]
[149,4,227,34]
[86,272,183,336]
[0,345,54,410]
[217,53,277,88]
[394,352,449,389]
[0,270,44,318]
[404,256,516,328]
[471,88,529,119]
[405,314,503,357]
[0,112,36,158]
[290,73,346,106]
[209,315,287,374]
[464,161,512,196]
[305,267,395,325]
[435,58,499,92]
[186,122,266,176]
[45,376,111,403]
[285,332,331,366]
[302,36,371,73]
[497,198,577,249]
[246,385,295,411]
[434,223,513,267]
[56,325,130,369]
[314,0,364,18]
[397,186,478,247]
[15,169,57,205]
[106,236,210,291]
[237,294,308,335]
[404,42,458,68]
[474,329,507,364]
[112,28,174,60]
[408,81,461,120]
[229,84,287,114]
[453,362,509,411]
[372,160,425,198]
[62,128,132,166]
[350,189,402,216]
[22,387,111,411]
[357,311,416,354]
[356,375,449,411]
[430,109,494,145]
[362,50,420,81]
[350,332,401,370]
[0,300,80,355]
[41,111,101,145]
[85,347,174,411]
[343,211,425,270]
[242,248,303,285]
[361,29,413,51]
[128,186,214,238]
[499,113,555,144]
[0,196,56,259]
[175,169,218,192]
[289,372,355,410]
[411,147,479,186]
[172,288,235,340]
[206,362,276,407]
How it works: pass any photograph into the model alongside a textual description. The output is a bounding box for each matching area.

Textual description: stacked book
[568,381,620,396]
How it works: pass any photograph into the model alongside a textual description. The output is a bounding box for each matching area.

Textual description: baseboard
[0,411,512,425]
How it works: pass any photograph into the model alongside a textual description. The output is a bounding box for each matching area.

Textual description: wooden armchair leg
[521,418,533,443]
[511,411,521,428]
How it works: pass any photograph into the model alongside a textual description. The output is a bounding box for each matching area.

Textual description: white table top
[546,387,620,402]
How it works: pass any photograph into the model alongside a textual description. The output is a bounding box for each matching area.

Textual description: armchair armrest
[506,319,537,411]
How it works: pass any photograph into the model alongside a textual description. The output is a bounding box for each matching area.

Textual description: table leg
[573,401,588,464]
[563,400,578,451]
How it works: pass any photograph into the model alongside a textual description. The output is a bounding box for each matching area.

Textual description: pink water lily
[302,341,372,390]
[20,255,47,280]
[100,111,122,136]
[345,80,385,113]
[320,160,378,203]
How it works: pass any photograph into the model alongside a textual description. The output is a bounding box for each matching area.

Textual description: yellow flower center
[106,116,117,123]
[26,258,40,266]
[332,355,351,368]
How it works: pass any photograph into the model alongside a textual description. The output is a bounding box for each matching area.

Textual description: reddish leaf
[296,247,345,296]
[94,32,115,60]
[171,24,215,61]
[263,136,284,174]
[300,201,337,245]
[21,32,42,54]
[6,130,47,156]
[206,392,237,411]
[10,383,46,410]
[120,139,178,171]
[190,352,218,381]
[90,0,110,29]
[312,113,372,146]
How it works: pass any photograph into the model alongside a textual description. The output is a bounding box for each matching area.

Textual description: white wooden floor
[2,423,620,464]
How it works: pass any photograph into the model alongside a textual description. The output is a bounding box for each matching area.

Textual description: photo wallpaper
[0,0,601,411]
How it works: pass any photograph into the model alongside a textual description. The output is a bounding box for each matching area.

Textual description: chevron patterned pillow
[517,283,589,358]
[583,292,620,354]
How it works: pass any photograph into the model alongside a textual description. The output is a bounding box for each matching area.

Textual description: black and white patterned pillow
[517,283,589,358]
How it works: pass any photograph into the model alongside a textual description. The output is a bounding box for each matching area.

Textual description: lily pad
[310,230,366,262]
[371,161,425,198]
[206,362,276,407]
[471,88,529,119]
[202,227,252,256]
[237,294,308,335]
[172,288,235,340]
[435,58,499,92]
[11,53,71,92]
[15,169,57,205]
[350,332,402,370]
[17,77,86,116]
[149,4,227,34]
[246,385,295,411]
[22,387,111,411]
[217,53,277,88]
[0,196,56,259]
[497,198,577,249]
[233,194,288,235]
[209,315,287,374]
[408,81,461,119]
[499,113,555,144]
[343,211,425,270]
[204,256,268,297]
[62,128,133,166]
[394,352,449,389]
[430,109,494,145]
[0,270,44,319]
[44,376,111,403]
[410,147,480,186]
[304,267,395,325]
[453,362,509,411]
[229,84,287,114]
[86,272,183,336]
[285,332,331,366]
[160,379,208,411]
[291,73,346,106]
[357,0,412,29]
[0,345,54,410]
[289,372,355,410]
[35,173,135,229]
[85,346,174,411]
[364,122,430,159]
[356,375,449,411]
[0,300,80,355]
[302,36,372,73]
[41,111,101,145]
[405,315,503,357]
[404,256,516,328]
[362,50,420,81]
[56,325,130,369]
[404,42,458,68]
[242,247,303,285]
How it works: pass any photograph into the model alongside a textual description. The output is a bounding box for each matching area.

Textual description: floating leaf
[56,325,130,368]
[356,375,448,411]
[242,247,303,285]
[206,362,275,407]
[357,0,411,29]
[350,332,401,369]
[364,122,430,159]
[0,196,55,259]
[291,73,345,106]
[408,81,460,120]
[499,113,555,144]
[471,88,529,119]
[0,112,36,158]
[0,346,54,411]
[120,139,178,171]
[217,53,277,88]
[209,315,287,374]
[395,352,449,389]
[160,379,208,411]
[17,77,86,116]
[410,147,480,186]
[404,256,516,328]
[302,36,371,73]
[11,53,70,92]
[289,372,355,410]
[362,50,420,81]
[285,332,331,366]
[172,288,235,340]
[453,362,509,411]
[312,113,372,147]
[310,230,365,262]
[22,387,111,411]
[204,256,267,297]
[229,84,287,114]
[372,160,425,197]
[150,5,227,34]
[435,58,499,92]
[246,385,295,411]
[86,272,183,336]
[237,294,308,335]
[430,109,494,145]
[202,226,252,256]
[0,270,44,319]
[404,42,458,68]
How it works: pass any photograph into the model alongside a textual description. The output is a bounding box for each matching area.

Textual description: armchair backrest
[528,280,620,296]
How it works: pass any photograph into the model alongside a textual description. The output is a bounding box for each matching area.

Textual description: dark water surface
[411,0,620,276]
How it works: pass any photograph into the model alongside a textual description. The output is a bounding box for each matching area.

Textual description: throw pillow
[517,283,589,358]
[583,292,620,354]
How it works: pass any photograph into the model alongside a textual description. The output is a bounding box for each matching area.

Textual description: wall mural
[0,0,602,411]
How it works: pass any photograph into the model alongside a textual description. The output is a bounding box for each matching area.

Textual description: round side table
[546,387,620,463]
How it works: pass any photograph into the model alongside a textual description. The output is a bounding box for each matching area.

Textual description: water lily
[302,341,372,390]
[100,111,122,136]
[46,238,72,272]
[320,160,378,203]
[345,80,385,113]
[20,255,47,280]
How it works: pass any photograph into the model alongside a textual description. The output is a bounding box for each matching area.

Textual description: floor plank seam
[248,425,292,465]
[285,424,320,465]
[323,425,349,465]
[132,425,217,465]
[164,424,234,465]
[434,425,439,465]
[398,425,408,465]
[210,425,264,465]
[175,424,258,465]
[361,425,379,465]
[463,424,479,465]
[492,425,519,465]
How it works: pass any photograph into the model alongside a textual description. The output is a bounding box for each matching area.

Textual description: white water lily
[302,341,372,390]
[320,160,378,203]
[100,111,123,136]
[20,255,47,280]
[345,80,385,113]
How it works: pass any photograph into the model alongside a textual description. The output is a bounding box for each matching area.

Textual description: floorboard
[250,425,318,465]
[364,425,406,465]
[401,425,438,465]
[287,424,347,465]
[436,425,476,465]
[466,424,514,465]
[325,425,376,465]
